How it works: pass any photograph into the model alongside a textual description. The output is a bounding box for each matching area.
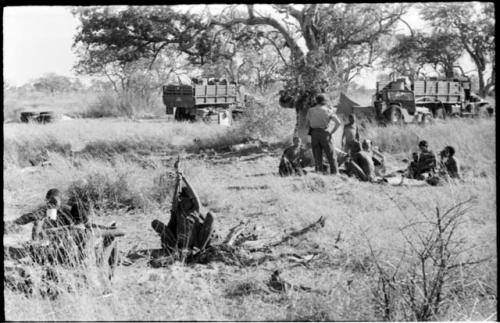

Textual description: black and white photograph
[3,3,496,321]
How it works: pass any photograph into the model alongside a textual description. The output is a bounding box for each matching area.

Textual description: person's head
[45,188,62,209]
[292,136,301,147]
[352,141,362,154]
[361,139,372,152]
[418,140,429,152]
[442,145,455,158]
[45,188,62,220]
[316,94,327,105]
[348,114,356,124]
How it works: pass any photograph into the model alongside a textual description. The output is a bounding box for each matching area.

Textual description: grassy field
[3,114,497,320]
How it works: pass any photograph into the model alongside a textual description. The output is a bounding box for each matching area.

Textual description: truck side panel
[194,84,237,105]
[413,80,465,104]
[163,85,194,108]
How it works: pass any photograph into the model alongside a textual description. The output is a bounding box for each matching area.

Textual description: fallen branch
[223,220,250,246]
[241,216,326,251]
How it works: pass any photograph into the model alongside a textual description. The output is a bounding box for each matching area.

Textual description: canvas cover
[335,92,361,117]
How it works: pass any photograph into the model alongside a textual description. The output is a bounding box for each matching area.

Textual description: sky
[3,5,479,89]
[3,6,80,86]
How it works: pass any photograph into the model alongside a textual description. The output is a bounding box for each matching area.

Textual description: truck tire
[387,107,403,125]
[476,104,491,118]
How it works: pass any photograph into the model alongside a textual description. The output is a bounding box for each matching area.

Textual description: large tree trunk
[477,69,486,97]
[295,107,310,145]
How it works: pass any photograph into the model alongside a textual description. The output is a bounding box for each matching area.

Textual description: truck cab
[374,79,429,124]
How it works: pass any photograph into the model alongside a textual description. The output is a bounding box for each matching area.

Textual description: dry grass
[3,114,496,321]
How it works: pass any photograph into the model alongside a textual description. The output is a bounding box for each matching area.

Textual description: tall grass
[3,90,97,121]
[362,118,496,177]
[81,90,164,118]
[3,108,496,320]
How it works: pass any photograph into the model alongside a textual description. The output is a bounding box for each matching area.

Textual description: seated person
[439,145,461,179]
[7,188,87,240]
[408,140,437,180]
[279,136,306,176]
[152,163,214,254]
[6,189,121,277]
[346,140,376,182]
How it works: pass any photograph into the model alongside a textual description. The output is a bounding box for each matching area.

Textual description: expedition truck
[162,80,248,125]
[371,77,493,124]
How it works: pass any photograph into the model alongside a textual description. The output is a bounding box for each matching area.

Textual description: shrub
[4,136,72,168]
[237,93,296,140]
[367,198,492,321]
[81,89,163,118]
[67,172,148,212]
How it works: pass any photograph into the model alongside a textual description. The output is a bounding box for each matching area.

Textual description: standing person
[341,114,360,154]
[279,136,306,176]
[305,94,342,174]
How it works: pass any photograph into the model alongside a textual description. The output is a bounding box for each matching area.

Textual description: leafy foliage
[420,2,495,95]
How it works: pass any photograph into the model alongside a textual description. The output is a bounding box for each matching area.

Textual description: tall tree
[421,2,495,96]
[73,4,408,141]
[383,34,427,82]
[384,31,464,81]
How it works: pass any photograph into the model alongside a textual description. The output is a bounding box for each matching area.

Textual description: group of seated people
[407,140,461,183]
[278,113,461,184]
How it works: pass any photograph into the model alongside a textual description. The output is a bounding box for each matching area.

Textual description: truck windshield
[387,91,414,101]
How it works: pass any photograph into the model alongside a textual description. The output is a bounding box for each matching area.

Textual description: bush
[81,89,163,118]
[67,172,148,212]
[4,136,72,168]
[367,198,492,321]
[237,93,296,140]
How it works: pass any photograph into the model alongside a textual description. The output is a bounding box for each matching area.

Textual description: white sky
[3,6,79,86]
[3,5,479,89]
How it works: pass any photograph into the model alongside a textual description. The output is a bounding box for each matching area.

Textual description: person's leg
[103,238,118,280]
[311,131,323,172]
[196,212,215,250]
[347,160,368,181]
[151,219,176,250]
[322,133,337,174]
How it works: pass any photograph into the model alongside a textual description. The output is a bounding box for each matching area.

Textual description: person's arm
[341,126,346,146]
[13,208,44,225]
[181,174,201,212]
[355,125,360,141]
[329,114,341,135]
[171,172,181,211]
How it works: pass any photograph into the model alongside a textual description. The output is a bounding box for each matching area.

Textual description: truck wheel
[477,104,491,118]
[387,107,403,125]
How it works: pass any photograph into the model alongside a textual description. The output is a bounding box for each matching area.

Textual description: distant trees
[421,2,495,96]
[72,4,407,140]
[31,73,83,94]
[384,32,464,81]
[70,4,495,126]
